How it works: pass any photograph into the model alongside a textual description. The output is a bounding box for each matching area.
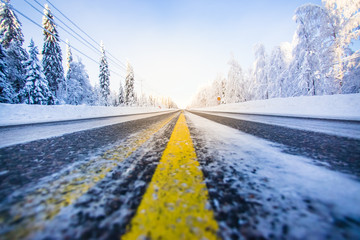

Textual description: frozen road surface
[0,110,359,239]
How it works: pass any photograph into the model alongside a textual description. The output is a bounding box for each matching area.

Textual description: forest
[190,0,359,108]
[0,0,177,108]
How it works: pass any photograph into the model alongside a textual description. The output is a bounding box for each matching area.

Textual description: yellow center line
[1,112,178,240]
[122,113,219,240]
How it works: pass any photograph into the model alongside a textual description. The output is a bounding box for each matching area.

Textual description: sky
[11,0,339,108]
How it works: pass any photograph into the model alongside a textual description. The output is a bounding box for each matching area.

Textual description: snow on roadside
[0,104,171,126]
[192,93,360,121]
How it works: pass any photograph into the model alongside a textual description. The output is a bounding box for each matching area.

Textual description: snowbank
[192,93,360,121]
[0,104,172,126]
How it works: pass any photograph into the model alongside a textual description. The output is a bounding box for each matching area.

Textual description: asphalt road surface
[0,110,359,240]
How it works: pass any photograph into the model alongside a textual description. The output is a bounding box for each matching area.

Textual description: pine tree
[42,4,64,100]
[6,42,28,101]
[63,39,72,99]
[0,0,24,48]
[124,61,135,106]
[65,39,72,75]
[0,43,14,103]
[0,0,27,102]
[118,80,125,105]
[22,39,54,105]
[99,41,110,106]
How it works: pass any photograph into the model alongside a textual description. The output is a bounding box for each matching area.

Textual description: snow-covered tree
[323,0,360,89]
[342,54,360,93]
[42,4,64,100]
[148,95,156,107]
[0,0,27,102]
[64,41,93,105]
[252,43,268,100]
[118,80,124,105]
[62,39,72,99]
[0,0,24,48]
[267,43,292,98]
[124,61,135,106]
[109,90,119,106]
[226,55,244,103]
[209,75,223,106]
[218,77,226,104]
[65,39,72,75]
[287,4,337,96]
[99,42,110,106]
[193,87,208,107]
[66,59,93,105]
[0,43,14,103]
[137,93,149,106]
[21,39,54,105]
[91,84,102,106]
[6,42,28,101]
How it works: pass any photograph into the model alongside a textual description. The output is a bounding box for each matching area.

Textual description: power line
[5,0,170,98]
[24,0,101,58]
[30,0,127,72]
[6,1,125,79]
[31,0,100,54]
[45,0,127,69]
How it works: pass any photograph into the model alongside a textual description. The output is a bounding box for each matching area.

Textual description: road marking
[122,113,219,240]
[1,113,178,240]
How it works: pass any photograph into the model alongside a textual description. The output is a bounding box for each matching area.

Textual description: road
[0,110,359,239]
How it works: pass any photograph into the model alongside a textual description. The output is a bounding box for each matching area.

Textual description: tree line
[0,0,177,109]
[190,0,359,108]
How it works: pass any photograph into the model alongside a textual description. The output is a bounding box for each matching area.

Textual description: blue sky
[12,0,338,108]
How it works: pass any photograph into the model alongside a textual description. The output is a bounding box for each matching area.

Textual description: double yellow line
[122,113,219,239]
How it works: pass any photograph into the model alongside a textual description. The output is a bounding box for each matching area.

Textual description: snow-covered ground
[0,104,172,126]
[192,93,360,121]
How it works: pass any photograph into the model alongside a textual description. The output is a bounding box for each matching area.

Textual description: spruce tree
[0,43,14,103]
[65,39,72,75]
[63,40,73,101]
[22,39,54,105]
[42,4,64,100]
[118,81,124,105]
[99,42,110,106]
[0,0,24,48]
[0,0,27,102]
[124,62,135,106]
